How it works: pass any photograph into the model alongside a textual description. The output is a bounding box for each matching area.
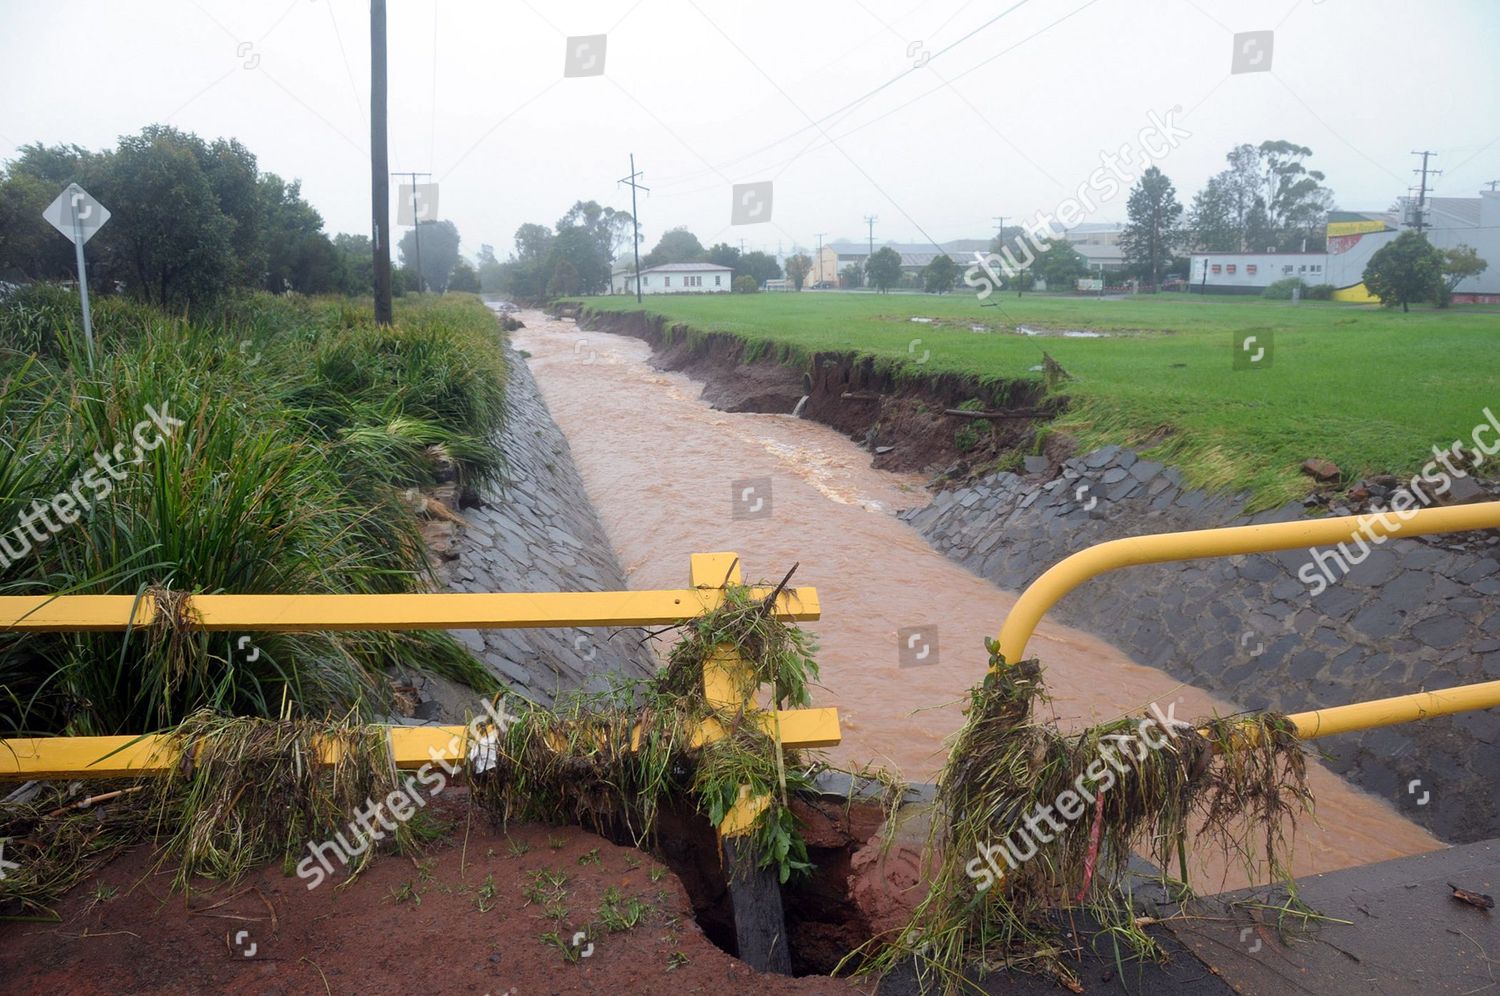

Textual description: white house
[610,262,733,295]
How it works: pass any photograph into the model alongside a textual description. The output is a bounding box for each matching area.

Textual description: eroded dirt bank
[515,309,1441,892]
[573,305,1055,480]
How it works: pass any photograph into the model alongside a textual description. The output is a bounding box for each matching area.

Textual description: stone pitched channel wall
[901,446,1500,843]
[429,342,657,708]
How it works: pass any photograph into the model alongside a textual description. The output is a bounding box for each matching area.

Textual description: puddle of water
[1016,324,1108,338]
[509,308,1439,890]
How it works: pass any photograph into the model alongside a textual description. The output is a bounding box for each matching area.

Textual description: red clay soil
[0,799,862,995]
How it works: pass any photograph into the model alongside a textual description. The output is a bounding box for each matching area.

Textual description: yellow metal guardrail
[0,553,842,821]
[996,499,1500,741]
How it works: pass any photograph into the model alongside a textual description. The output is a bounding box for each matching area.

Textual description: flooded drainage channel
[507,307,1440,895]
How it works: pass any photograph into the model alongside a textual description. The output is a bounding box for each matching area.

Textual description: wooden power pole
[371,0,393,325]
[618,154,648,303]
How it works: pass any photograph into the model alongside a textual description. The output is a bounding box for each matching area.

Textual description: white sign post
[42,183,110,364]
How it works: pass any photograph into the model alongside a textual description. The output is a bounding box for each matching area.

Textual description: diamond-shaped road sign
[43,183,110,245]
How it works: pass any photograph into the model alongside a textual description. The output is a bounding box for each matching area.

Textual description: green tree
[201,136,264,286]
[398,219,461,292]
[1032,241,1086,289]
[546,257,581,297]
[1193,141,1332,252]
[1186,174,1241,251]
[0,161,77,281]
[548,225,609,295]
[1257,140,1333,251]
[739,251,782,286]
[839,263,862,289]
[476,243,506,293]
[557,200,635,263]
[448,257,481,293]
[642,227,706,267]
[332,233,374,295]
[500,223,556,301]
[287,232,341,294]
[785,253,813,290]
[258,172,327,292]
[922,254,957,293]
[706,242,741,272]
[93,128,236,306]
[1363,231,1443,312]
[1120,166,1183,288]
[1441,243,1488,294]
[864,246,902,292]
[732,274,757,293]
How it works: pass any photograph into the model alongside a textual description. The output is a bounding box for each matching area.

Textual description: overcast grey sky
[3,0,1498,259]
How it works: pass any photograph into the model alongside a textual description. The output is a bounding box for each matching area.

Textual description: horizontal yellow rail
[996,499,1500,741]
[0,553,840,784]
[0,708,844,780]
[1285,679,1500,741]
[0,586,820,633]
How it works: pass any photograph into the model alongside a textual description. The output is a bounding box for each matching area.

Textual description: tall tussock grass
[0,288,507,737]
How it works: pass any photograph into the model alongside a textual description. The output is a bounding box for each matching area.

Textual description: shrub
[1262,277,1306,300]
[1305,283,1336,300]
[732,275,758,294]
[0,291,505,736]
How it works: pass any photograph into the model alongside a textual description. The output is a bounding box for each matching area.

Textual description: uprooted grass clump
[855,640,1311,992]
[0,708,413,917]
[468,574,822,884]
[150,710,411,889]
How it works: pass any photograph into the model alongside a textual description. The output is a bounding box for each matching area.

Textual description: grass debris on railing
[852,639,1312,993]
[469,577,822,885]
[151,709,412,890]
[1,577,831,916]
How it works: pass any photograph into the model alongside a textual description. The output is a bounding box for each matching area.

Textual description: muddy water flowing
[509,309,1439,888]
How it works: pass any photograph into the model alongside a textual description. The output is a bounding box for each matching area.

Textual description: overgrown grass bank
[0,288,507,737]
[578,293,1499,507]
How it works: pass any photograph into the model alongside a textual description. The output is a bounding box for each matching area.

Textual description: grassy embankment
[0,288,507,737]
[580,292,1499,508]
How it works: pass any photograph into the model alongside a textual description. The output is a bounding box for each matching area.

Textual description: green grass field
[579,292,1499,508]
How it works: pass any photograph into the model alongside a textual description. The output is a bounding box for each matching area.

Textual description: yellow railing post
[688,552,795,975]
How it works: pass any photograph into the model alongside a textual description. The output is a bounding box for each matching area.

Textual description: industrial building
[1189,188,1500,303]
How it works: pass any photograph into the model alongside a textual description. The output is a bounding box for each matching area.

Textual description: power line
[653,0,1038,190]
[864,215,878,257]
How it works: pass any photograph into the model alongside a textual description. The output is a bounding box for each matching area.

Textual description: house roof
[1419,197,1482,226]
[611,262,734,275]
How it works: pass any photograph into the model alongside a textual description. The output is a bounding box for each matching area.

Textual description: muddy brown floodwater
[509,308,1441,891]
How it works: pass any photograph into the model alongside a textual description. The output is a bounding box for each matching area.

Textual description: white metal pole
[72,211,95,366]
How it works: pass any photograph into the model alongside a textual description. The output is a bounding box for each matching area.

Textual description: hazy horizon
[3,0,1497,259]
